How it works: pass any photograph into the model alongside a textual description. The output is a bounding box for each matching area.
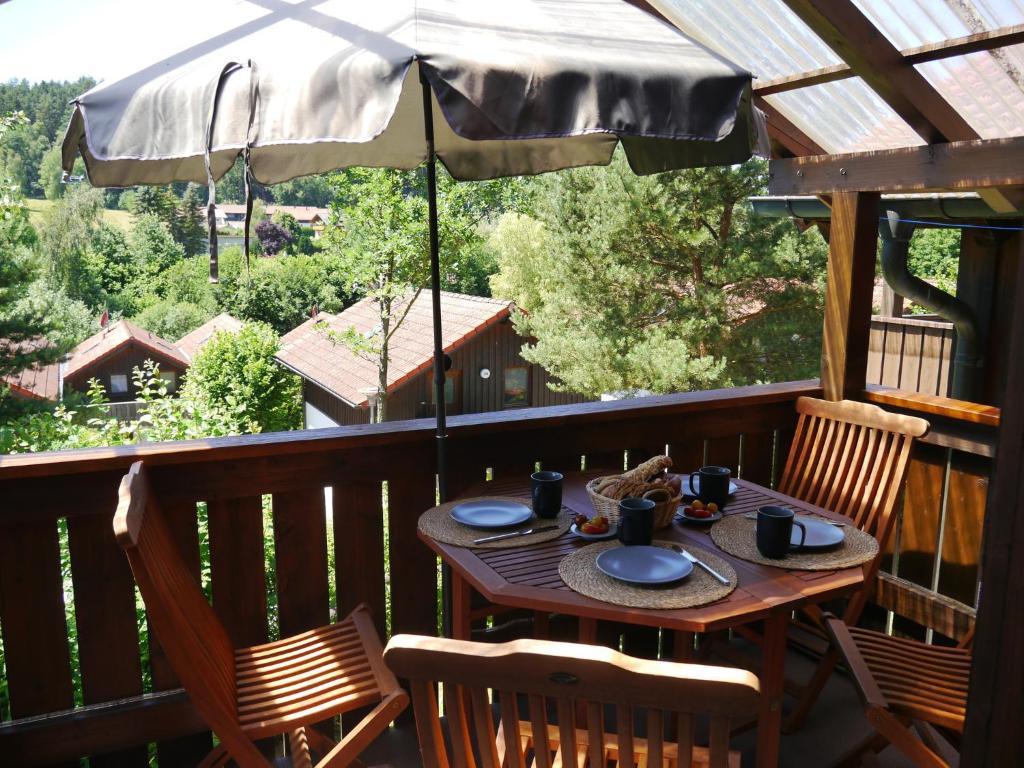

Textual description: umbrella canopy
[61,0,765,187]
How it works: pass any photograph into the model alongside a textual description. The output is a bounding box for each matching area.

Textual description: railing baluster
[334,481,387,637]
[207,496,268,647]
[67,505,147,767]
[272,488,330,637]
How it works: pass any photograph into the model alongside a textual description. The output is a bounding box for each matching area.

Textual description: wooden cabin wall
[303,319,589,425]
[63,344,187,402]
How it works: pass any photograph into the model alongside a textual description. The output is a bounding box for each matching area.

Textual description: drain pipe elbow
[878,211,982,401]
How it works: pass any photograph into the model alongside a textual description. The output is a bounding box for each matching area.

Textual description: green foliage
[271,174,333,207]
[489,155,828,397]
[908,227,960,296]
[132,299,213,341]
[83,223,139,314]
[173,185,207,257]
[0,78,96,147]
[38,142,85,200]
[38,183,105,300]
[129,214,185,279]
[0,360,248,454]
[0,120,48,196]
[183,323,301,434]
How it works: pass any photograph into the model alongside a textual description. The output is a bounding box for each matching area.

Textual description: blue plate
[791,518,845,550]
[595,546,693,585]
[449,500,532,529]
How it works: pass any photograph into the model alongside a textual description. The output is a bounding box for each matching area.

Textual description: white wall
[304,400,339,430]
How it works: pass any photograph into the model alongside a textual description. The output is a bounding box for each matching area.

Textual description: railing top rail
[863,385,1000,428]
[0,381,819,479]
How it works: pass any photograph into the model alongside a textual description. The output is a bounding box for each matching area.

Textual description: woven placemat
[558,540,737,609]
[418,497,573,549]
[710,514,878,571]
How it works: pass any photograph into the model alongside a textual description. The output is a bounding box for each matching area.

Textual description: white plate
[596,546,693,585]
[791,518,845,550]
[683,476,738,497]
[571,522,618,541]
[676,509,724,525]
[449,500,533,529]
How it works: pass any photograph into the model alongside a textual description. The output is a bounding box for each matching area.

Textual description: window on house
[110,374,128,394]
[430,371,462,414]
[503,366,530,408]
[159,370,177,393]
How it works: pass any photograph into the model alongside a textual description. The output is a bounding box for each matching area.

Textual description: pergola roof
[650,0,1024,157]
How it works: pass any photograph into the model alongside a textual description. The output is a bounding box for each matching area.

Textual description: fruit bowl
[570,522,619,541]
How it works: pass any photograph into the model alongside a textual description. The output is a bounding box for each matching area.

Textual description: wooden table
[418,471,869,768]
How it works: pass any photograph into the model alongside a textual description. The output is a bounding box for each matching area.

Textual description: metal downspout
[878,210,983,400]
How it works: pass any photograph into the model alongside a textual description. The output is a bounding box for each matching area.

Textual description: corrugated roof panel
[651,0,841,80]
[915,47,1024,139]
[764,77,924,153]
[852,0,1024,49]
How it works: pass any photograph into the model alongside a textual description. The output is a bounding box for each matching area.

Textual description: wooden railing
[867,314,955,397]
[0,381,815,767]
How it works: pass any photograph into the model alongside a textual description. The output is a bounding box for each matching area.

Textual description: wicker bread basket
[586,456,681,529]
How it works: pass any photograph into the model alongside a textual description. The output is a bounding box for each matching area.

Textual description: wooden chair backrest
[779,397,929,550]
[113,462,258,761]
[384,634,760,768]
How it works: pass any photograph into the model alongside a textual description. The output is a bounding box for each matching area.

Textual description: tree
[183,322,301,434]
[130,185,177,223]
[38,184,105,301]
[171,184,207,257]
[129,214,185,279]
[39,142,87,200]
[322,166,502,420]
[271,210,314,254]
[271,174,333,206]
[489,155,828,398]
[256,219,294,256]
[132,299,212,341]
[0,120,48,197]
[908,227,961,296]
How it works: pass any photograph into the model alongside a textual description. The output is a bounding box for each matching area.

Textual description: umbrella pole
[422,73,453,639]
[420,75,448,505]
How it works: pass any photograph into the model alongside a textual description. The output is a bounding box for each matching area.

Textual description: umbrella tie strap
[204,61,245,283]
[242,59,258,275]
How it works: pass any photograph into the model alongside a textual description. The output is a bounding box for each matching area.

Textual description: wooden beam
[768,135,1024,195]
[820,192,878,401]
[754,23,1024,96]
[779,0,977,144]
[961,233,1024,767]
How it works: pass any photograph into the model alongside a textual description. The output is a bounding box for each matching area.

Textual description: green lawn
[24,197,133,232]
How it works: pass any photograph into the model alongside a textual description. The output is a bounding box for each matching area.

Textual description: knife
[474,525,559,545]
[742,513,846,527]
[670,544,730,585]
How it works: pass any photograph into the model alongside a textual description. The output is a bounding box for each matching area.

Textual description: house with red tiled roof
[6,314,243,404]
[276,290,588,428]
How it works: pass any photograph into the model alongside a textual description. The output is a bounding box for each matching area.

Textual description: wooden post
[820,191,880,400]
[961,233,1024,767]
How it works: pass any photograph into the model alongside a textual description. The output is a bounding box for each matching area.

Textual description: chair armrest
[821,613,889,711]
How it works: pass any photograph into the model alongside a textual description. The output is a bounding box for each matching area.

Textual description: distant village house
[213,204,330,238]
[5,314,242,404]
[275,291,587,428]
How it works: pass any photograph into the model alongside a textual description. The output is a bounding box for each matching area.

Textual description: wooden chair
[113,461,408,767]
[823,613,971,768]
[773,396,930,731]
[384,634,760,768]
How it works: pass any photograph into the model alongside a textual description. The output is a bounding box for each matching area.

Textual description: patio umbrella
[61,0,767,501]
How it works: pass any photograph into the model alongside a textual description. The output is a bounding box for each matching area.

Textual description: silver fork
[743,512,846,527]
[669,544,730,585]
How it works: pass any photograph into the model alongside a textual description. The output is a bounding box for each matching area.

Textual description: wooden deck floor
[356,640,945,768]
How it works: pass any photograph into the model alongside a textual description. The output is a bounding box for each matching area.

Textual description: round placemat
[418,497,573,549]
[710,514,878,571]
[558,540,737,609]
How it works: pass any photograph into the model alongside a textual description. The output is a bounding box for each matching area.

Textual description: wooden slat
[147,499,213,768]
[66,507,147,768]
[208,496,268,647]
[820,191,879,401]
[874,572,975,642]
[768,136,1024,196]
[754,23,1024,96]
[272,488,329,637]
[739,431,775,488]
[863,385,1001,428]
[387,449,439,637]
[334,480,387,638]
[0,519,74,718]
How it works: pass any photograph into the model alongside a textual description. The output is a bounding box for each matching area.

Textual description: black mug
[756,505,807,559]
[689,465,731,508]
[618,498,655,546]
[531,471,563,519]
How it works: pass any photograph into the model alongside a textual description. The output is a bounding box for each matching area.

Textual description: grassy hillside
[24,198,133,232]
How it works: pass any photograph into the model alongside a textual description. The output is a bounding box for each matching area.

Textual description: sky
[0,0,259,83]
